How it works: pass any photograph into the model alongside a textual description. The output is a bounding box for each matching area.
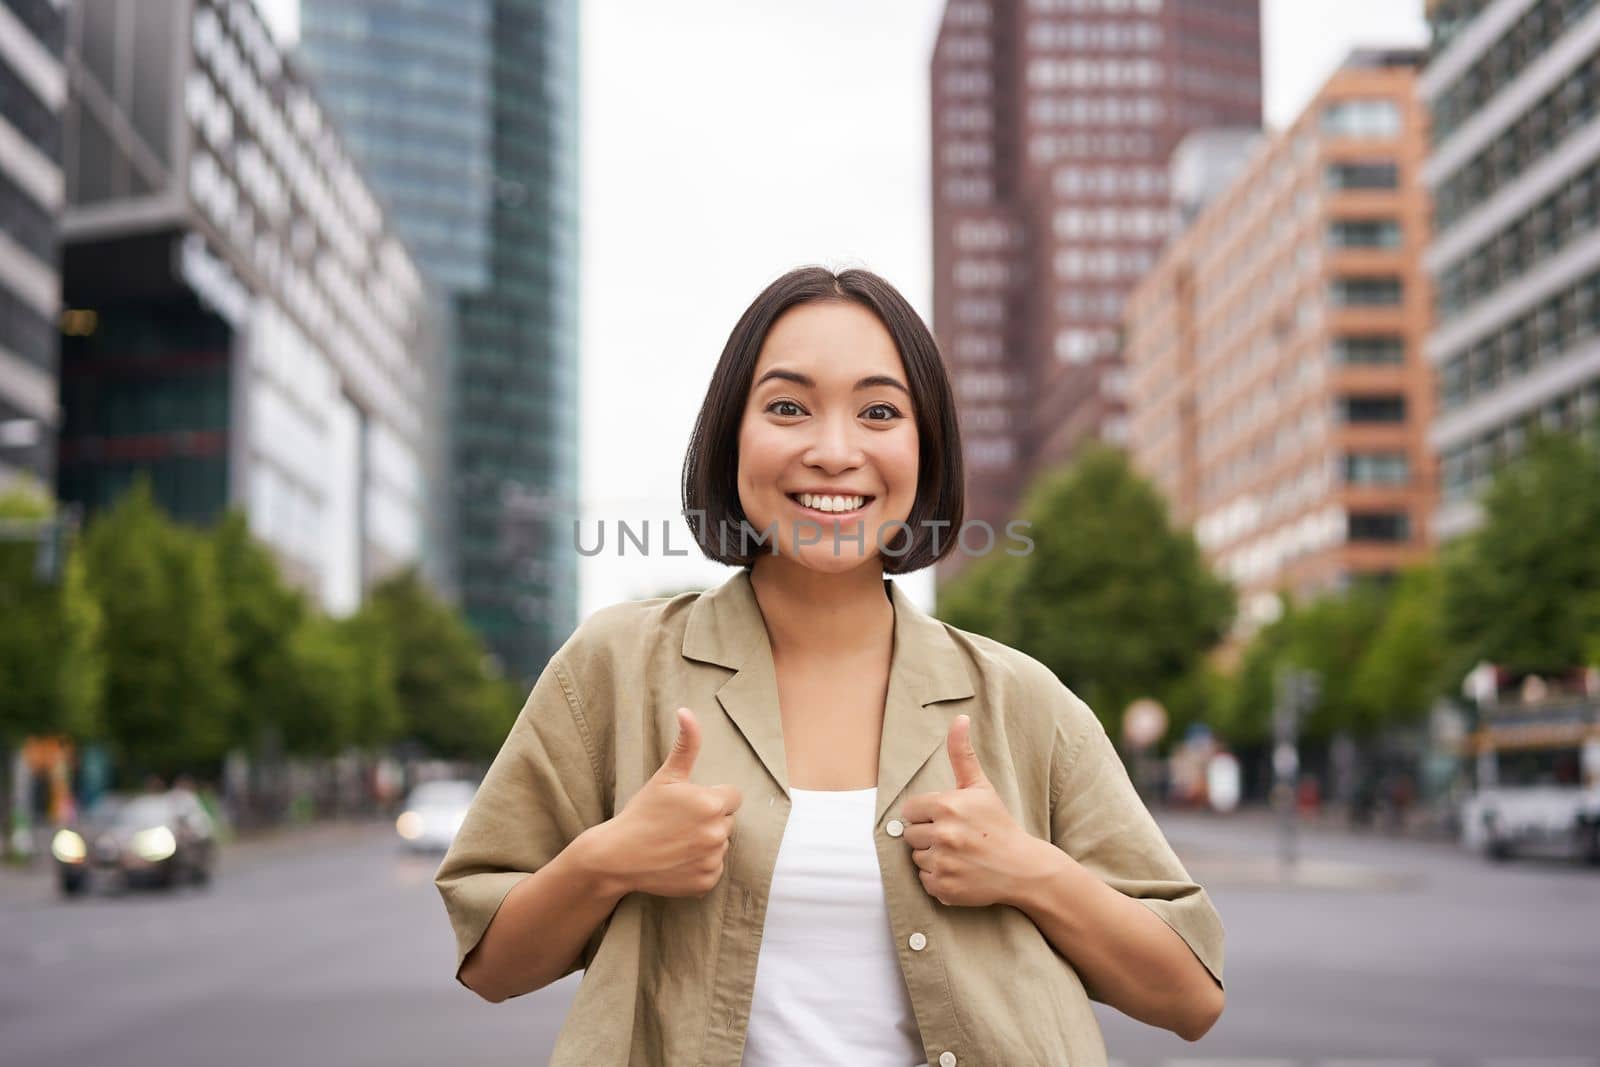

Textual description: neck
[747,556,894,660]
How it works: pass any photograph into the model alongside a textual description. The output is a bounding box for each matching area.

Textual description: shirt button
[939,1053,957,1067]
[887,819,905,837]
[908,931,927,951]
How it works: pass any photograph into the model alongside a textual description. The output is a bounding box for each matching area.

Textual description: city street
[1,812,1596,1067]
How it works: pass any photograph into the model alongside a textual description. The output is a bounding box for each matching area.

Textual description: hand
[588,708,742,899]
[901,714,1035,909]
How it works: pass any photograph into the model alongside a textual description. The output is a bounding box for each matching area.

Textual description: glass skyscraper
[299,0,580,684]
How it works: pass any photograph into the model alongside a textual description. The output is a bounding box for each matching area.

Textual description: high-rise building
[930,0,1261,578]
[1422,0,1600,539]
[0,0,65,488]
[54,0,432,615]
[1125,50,1435,626]
[298,0,580,683]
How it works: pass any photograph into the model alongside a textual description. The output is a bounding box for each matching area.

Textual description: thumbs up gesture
[588,708,743,899]
[900,715,1037,909]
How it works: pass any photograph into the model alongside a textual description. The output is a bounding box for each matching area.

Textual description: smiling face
[735,300,921,574]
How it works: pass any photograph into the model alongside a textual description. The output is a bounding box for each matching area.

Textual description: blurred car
[395,780,476,852]
[51,791,217,896]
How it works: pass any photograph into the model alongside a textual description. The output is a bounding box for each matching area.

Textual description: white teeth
[798,493,865,513]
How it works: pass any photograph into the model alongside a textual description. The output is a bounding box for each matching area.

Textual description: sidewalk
[1167,801,1462,845]
[1150,805,1455,892]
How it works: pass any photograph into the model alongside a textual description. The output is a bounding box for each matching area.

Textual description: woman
[435,266,1225,1066]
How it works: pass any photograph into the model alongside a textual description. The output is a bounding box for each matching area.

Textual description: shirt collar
[682,568,974,703]
[681,567,976,821]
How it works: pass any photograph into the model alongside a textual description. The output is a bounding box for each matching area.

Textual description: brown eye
[767,400,804,417]
[863,403,902,421]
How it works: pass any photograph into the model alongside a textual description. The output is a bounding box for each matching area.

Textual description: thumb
[658,707,701,782]
[947,714,986,789]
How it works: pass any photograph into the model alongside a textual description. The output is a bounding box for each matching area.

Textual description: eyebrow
[753,368,910,396]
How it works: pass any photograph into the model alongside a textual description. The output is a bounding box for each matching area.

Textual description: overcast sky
[258,0,1429,616]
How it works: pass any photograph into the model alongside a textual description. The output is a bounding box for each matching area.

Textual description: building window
[1328,219,1401,249]
[1340,395,1407,423]
[1436,53,1600,229]
[1431,0,1600,143]
[1344,452,1410,485]
[1437,267,1600,412]
[1436,160,1600,318]
[1321,99,1401,138]
[1331,276,1403,306]
[1332,335,1405,364]
[1325,160,1398,190]
[1348,511,1410,542]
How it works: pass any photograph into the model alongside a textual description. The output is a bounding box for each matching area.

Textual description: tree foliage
[79,480,233,777]
[1350,564,1448,730]
[210,510,308,752]
[365,568,518,760]
[938,445,1234,739]
[1217,428,1600,748]
[331,609,403,750]
[0,486,105,743]
[1442,430,1600,674]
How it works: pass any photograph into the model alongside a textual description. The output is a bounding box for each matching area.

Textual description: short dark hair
[681,265,964,574]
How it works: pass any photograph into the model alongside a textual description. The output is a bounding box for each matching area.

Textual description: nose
[802,410,864,474]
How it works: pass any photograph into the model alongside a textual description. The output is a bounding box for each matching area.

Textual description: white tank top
[740,786,929,1067]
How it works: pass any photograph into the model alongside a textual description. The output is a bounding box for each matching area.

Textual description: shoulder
[549,588,700,679]
[936,619,1100,741]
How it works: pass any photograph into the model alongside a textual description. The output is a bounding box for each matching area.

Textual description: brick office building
[1124,51,1436,629]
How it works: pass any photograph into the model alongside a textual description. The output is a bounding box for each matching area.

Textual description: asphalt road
[1,812,1596,1067]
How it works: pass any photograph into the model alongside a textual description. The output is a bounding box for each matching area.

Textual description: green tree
[80,480,233,778]
[0,486,105,744]
[366,568,516,760]
[1218,565,1454,749]
[1350,564,1448,730]
[277,615,361,757]
[1443,430,1600,674]
[942,445,1234,739]
[934,551,1019,639]
[333,609,402,750]
[210,510,307,753]
[1281,581,1393,739]
[1217,580,1419,747]
[1217,610,1293,746]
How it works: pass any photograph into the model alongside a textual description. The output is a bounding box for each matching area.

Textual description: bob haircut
[681,265,965,574]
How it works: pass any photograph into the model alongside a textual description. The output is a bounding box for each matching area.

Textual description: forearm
[1006,837,1223,1040]
[459,823,629,1003]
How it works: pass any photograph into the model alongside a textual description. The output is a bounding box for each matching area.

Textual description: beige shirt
[435,568,1225,1067]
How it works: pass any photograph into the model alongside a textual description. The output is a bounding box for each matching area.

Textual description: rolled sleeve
[1048,689,1226,992]
[434,653,608,988]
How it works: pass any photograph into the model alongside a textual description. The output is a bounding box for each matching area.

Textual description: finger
[900,823,934,850]
[658,707,700,782]
[714,783,743,814]
[899,793,934,824]
[947,714,986,789]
